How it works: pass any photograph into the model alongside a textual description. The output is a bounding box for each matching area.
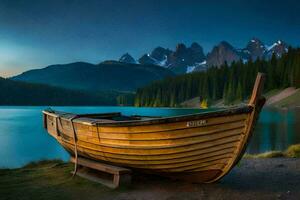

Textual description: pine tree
[236,81,243,101]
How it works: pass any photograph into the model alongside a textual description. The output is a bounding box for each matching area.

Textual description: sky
[0,0,299,77]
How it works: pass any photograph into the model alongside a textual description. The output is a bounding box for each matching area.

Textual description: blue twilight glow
[0,0,299,77]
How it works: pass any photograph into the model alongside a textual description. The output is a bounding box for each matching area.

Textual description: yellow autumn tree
[200,99,208,109]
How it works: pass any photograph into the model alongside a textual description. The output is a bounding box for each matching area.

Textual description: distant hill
[11,61,174,92]
[0,77,124,106]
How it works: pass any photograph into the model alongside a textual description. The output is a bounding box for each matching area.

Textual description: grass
[23,159,64,168]
[0,160,113,200]
[180,87,299,109]
[1,145,300,199]
[244,151,284,158]
[285,144,300,158]
[244,144,300,158]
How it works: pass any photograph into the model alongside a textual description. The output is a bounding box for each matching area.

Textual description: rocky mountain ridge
[119,38,289,74]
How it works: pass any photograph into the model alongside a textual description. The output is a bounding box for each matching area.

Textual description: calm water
[0,106,299,168]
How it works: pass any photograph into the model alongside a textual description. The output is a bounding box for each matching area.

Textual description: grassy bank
[0,144,300,199]
[244,144,300,158]
[0,160,113,200]
[180,87,300,109]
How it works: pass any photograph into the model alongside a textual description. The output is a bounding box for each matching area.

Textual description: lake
[0,106,299,168]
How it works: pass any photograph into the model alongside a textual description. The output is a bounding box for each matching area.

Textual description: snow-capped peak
[186,60,207,73]
[158,55,168,66]
[119,53,136,64]
[267,40,284,51]
[267,43,277,51]
[186,66,196,73]
[250,38,262,44]
[264,40,288,59]
[198,60,207,65]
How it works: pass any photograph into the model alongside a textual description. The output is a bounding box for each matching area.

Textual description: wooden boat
[43,73,265,183]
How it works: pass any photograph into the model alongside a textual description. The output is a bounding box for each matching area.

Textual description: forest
[0,78,133,106]
[135,47,300,107]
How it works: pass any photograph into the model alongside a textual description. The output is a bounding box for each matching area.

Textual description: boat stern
[42,110,59,139]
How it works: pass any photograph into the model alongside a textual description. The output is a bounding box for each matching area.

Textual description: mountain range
[11,61,174,92]
[11,38,289,95]
[118,38,289,74]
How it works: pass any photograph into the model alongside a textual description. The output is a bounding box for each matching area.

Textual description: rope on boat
[51,110,82,177]
[69,116,79,177]
[56,116,63,137]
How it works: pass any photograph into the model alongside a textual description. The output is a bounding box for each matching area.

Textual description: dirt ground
[0,158,300,200]
[266,87,299,106]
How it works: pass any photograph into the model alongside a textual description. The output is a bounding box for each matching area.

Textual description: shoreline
[244,144,300,159]
[1,144,299,171]
[0,144,299,199]
[0,158,300,199]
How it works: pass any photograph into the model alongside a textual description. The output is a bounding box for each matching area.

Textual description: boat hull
[43,73,265,183]
[43,101,263,183]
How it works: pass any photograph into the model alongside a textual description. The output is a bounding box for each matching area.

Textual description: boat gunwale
[42,105,253,127]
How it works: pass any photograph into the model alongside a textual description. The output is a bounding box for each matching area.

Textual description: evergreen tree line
[0,78,131,106]
[116,93,135,106]
[135,47,300,107]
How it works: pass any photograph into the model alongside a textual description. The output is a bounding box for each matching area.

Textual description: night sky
[0,0,299,77]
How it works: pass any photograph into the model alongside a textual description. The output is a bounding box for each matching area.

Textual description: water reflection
[247,107,300,154]
[0,107,69,168]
